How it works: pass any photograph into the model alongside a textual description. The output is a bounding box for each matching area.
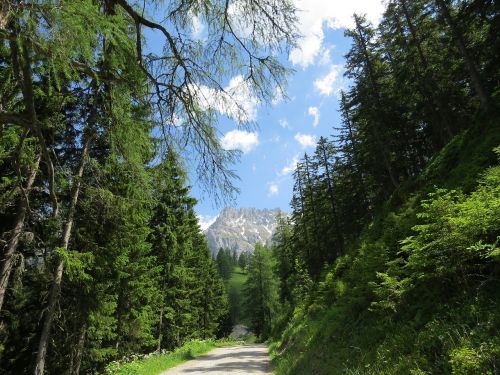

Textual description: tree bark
[34,136,91,375]
[303,154,322,273]
[319,146,344,257]
[303,154,320,239]
[157,304,164,351]
[70,323,87,375]
[10,37,59,217]
[294,166,310,261]
[9,29,65,374]
[0,152,40,312]
[340,92,370,203]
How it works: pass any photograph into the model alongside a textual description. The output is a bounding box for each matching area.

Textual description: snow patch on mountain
[197,214,219,231]
[204,207,283,255]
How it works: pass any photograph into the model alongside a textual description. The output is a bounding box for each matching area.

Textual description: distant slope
[227,267,248,325]
[205,207,283,255]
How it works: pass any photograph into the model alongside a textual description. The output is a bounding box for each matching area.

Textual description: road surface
[160,344,272,374]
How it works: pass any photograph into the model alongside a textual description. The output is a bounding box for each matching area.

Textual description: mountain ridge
[204,207,284,255]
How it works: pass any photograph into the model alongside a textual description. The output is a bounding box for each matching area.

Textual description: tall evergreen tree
[149,149,227,350]
[0,1,297,372]
[243,244,280,339]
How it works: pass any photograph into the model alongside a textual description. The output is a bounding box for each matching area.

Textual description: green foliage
[215,248,234,280]
[243,244,280,339]
[269,144,500,374]
[1,0,298,372]
[227,267,249,325]
[238,251,251,270]
[149,149,228,352]
[264,0,500,372]
[104,339,239,375]
[2,0,500,373]
[52,246,94,283]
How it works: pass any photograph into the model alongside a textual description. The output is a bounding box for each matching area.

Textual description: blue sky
[145,1,385,229]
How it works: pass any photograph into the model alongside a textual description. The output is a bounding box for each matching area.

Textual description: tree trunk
[0,153,40,312]
[10,30,64,375]
[157,304,164,351]
[340,92,370,209]
[320,147,344,257]
[435,0,490,109]
[304,154,324,274]
[294,168,310,263]
[303,155,320,239]
[11,37,59,217]
[34,137,91,375]
[0,1,11,29]
[71,323,87,375]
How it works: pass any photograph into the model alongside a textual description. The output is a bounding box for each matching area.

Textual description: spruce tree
[243,244,279,339]
[149,149,227,350]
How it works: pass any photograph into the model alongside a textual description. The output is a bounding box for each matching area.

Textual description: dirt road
[160,344,272,374]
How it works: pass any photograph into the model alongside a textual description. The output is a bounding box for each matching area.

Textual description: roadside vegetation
[0,1,297,373]
[239,1,500,374]
[104,339,240,375]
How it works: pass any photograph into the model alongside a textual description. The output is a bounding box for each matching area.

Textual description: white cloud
[220,130,259,153]
[227,1,253,39]
[308,106,320,127]
[314,64,344,96]
[279,154,300,176]
[319,48,332,66]
[226,76,260,122]
[290,0,384,68]
[192,75,259,123]
[191,14,205,39]
[197,214,218,231]
[268,183,279,196]
[279,118,290,129]
[272,86,285,106]
[294,132,317,148]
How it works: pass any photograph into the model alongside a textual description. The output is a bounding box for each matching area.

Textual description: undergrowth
[104,339,240,375]
[269,120,500,374]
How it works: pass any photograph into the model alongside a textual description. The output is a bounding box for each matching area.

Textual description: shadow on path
[160,344,272,375]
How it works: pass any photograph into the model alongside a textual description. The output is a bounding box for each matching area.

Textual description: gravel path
[160,344,272,375]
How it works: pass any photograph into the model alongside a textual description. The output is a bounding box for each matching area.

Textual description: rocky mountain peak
[204,207,283,255]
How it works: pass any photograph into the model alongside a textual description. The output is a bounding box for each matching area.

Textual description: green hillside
[228,267,249,325]
[2,1,500,374]
[268,120,500,374]
[247,2,500,372]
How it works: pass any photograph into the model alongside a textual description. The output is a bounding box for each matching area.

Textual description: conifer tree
[0,1,297,372]
[216,248,233,280]
[149,149,227,350]
[243,244,279,339]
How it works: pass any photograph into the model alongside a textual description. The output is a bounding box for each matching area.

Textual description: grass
[268,119,500,374]
[104,339,240,375]
[227,266,249,325]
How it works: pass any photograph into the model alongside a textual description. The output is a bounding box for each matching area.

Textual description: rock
[204,207,284,255]
[229,324,250,341]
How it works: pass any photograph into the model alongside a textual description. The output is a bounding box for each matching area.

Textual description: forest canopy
[0,1,297,374]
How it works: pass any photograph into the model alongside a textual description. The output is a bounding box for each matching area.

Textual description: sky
[147,1,386,229]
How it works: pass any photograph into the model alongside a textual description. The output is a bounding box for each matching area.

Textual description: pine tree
[216,248,233,280]
[1,0,298,372]
[243,244,279,339]
[149,149,227,350]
